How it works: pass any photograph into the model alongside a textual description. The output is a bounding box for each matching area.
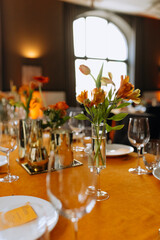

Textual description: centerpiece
[9,76,49,166]
[75,64,141,201]
[41,101,72,167]
[10,76,49,119]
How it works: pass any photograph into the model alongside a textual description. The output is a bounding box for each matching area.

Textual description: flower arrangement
[76,64,141,131]
[41,101,70,130]
[75,64,141,166]
[10,76,49,119]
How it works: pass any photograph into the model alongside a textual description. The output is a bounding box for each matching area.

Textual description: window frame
[73,10,135,85]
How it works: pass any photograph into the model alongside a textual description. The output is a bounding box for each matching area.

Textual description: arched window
[73,11,133,96]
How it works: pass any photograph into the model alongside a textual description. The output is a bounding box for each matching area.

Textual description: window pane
[75,59,105,97]
[73,18,85,57]
[86,17,108,59]
[75,60,127,96]
[107,23,128,60]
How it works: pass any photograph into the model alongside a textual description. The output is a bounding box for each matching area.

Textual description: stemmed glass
[128,117,150,175]
[46,151,97,240]
[0,120,19,182]
[68,110,85,152]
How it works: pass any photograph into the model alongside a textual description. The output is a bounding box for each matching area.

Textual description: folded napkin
[0,203,37,230]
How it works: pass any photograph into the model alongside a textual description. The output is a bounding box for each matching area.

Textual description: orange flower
[91,88,106,106]
[33,76,49,84]
[30,81,39,90]
[18,85,30,97]
[117,76,141,104]
[76,90,88,104]
[79,65,90,75]
[29,98,40,109]
[55,101,69,111]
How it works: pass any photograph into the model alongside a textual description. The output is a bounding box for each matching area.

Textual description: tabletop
[1,149,160,240]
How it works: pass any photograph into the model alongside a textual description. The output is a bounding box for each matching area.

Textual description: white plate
[0,195,59,240]
[106,144,134,156]
[0,155,7,167]
[153,167,160,180]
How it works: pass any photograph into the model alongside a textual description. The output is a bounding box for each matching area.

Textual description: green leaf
[108,88,112,100]
[105,123,124,132]
[74,114,90,121]
[116,102,131,109]
[84,106,91,116]
[105,97,109,108]
[108,113,128,121]
[96,63,103,88]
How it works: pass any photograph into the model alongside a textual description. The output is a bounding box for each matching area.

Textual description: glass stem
[137,147,141,170]
[6,152,11,178]
[73,220,78,240]
[97,167,101,193]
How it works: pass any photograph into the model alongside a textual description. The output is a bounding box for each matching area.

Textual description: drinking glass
[128,117,150,175]
[91,123,109,201]
[68,110,85,152]
[0,120,19,182]
[46,151,96,240]
[143,140,160,172]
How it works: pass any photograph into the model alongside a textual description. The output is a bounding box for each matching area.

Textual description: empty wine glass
[0,120,19,182]
[128,117,150,175]
[68,110,85,152]
[46,151,96,240]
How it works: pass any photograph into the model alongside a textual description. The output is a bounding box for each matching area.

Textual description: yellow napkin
[0,202,37,230]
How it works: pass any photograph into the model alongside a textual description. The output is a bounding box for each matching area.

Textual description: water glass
[143,140,160,172]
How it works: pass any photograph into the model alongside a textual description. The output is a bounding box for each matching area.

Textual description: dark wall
[135,17,160,92]
[0,0,160,105]
[1,0,65,92]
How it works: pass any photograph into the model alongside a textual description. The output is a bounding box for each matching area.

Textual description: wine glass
[68,110,85,152]
[46,151,97,240]
[0,120,19,182]
[128,117,150,175]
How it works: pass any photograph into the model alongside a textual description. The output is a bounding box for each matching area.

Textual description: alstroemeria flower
[33,76,49,84]
[79,65,90,75]
[101,72,115,87]
[125,89,141,104]
[76,90,88,104]
[117,76,141,104]
[91,88,106,106]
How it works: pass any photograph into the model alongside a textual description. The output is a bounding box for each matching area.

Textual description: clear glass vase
[91,123,109,201]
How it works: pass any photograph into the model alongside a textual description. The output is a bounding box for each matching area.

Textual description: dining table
[1,147,160,240]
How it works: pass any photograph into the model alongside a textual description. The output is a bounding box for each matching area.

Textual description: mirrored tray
[16,159,83,175]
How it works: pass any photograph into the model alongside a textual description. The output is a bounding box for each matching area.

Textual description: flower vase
[18,119,49,171]
[18,119,31,163]
[91,123,109,201]
[50,128,74,169]
[28,119,48,171]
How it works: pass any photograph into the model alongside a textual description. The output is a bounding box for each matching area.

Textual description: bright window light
[73,16,128,96]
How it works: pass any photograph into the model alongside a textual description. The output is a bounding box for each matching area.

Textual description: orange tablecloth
[1,149,160,240]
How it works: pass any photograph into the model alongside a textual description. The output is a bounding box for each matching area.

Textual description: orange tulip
[79,65,90,75]
[91,88,106,106]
